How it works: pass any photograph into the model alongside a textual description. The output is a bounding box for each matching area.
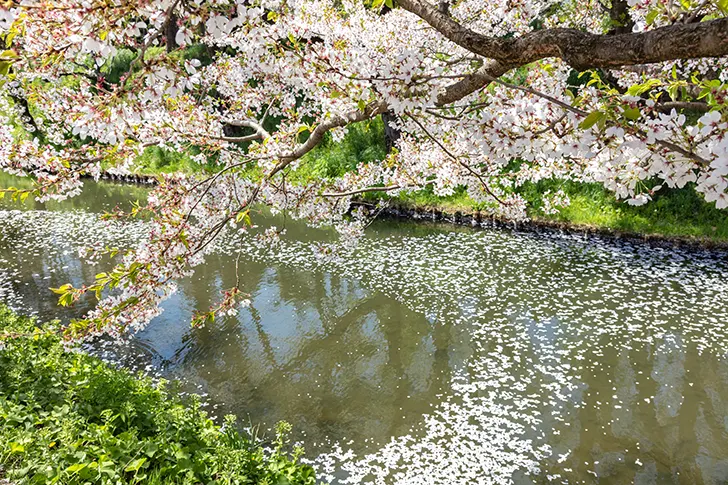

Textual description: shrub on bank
[0,305,318,485]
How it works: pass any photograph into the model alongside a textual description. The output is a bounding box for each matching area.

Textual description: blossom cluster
[0,0,725,336]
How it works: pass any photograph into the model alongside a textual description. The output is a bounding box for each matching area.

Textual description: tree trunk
[166,12,178,53]
[382,111,401,153]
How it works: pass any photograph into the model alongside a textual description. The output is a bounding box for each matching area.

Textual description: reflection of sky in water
[2,178,728,483]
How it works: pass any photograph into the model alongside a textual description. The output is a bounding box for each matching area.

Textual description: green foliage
[0,306,318,485]
[131,115,386,181]
[375,180,728,240]
[100,49,137,84]
[293,117,387,180]
[130,146,217,175]
[519,180,728,240]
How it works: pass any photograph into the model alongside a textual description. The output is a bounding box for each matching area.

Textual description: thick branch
[656,101,711,113]
[225,119,272,140]
[322,185,403,197]
[397,0,728,70]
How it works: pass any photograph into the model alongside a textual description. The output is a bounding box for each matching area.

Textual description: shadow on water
[3,173,728,483]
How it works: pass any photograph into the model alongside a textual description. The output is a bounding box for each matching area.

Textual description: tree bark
[382,111,401,153]
[166,12,178,53]
[397,0,728,71]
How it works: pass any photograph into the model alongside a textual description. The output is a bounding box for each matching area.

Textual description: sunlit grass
[368,181,728,241]
[120,117,728,241]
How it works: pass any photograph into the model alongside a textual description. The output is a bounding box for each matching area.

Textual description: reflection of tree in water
[0,172,149,213]
[163,258,465,452]
[0,222,100,321]
[524,323,728,484]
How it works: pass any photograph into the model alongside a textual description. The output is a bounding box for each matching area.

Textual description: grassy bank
[0,306,318,485]
[366,180,728,242]
[126,116,728,242]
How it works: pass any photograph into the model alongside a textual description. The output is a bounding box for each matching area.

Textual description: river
[2,174,728,484]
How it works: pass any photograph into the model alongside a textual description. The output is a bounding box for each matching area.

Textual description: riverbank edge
[0,305,318,485]
[88,172,728,249]
[351,199,728,250]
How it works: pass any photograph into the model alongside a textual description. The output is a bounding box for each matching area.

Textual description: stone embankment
[97,171,158,185]
[352,200,728,250]
[89,175,728,250]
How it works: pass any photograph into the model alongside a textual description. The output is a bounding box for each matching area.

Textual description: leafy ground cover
[0,305,318,485]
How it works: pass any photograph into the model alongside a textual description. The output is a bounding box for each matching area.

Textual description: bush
[0,306,318,485]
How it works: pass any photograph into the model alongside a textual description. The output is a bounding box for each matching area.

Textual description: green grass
[362,180,728,241]
[129,146,209,175]
[520,180,728,240]
[295,118,387,180]
[114,116,728,242]
[126,116,387,178]
[0,306,318,485]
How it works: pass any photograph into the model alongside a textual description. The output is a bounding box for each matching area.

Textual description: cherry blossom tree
[0,0,726,338]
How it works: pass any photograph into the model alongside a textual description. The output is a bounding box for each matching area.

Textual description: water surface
[2,174,728,484]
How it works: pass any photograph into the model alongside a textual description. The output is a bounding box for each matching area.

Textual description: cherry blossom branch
[224,119,272,140]
[321,185,405,197]
[405,111,507,205]
[482,72,712,166]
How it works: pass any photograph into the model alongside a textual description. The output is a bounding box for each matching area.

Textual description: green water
[2,174,728,484]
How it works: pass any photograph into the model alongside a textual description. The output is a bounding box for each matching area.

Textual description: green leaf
[623,107,640,121]
[698,87,713,99]
[5,32,16,48]
[0,61,11,77]
[10,442,25,453]
[50,284,73,295]
[66,463,88,474]
[384,0,394,8]
[667,84,680,101]
[234,210,252,226]
[645,8,659,25]
[124,457,147,473]
[626,79,661,96]
[179,230,189,249]
[59,293,75,307]
[579,110,605,130]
